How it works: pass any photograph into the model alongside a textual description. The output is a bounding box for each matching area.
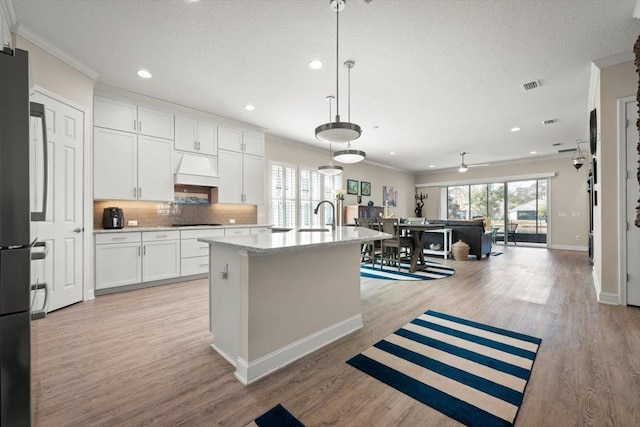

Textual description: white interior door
[31,92,84,312]
[625,101,640,306]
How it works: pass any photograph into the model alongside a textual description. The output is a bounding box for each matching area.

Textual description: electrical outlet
[229,219,236,224]
[576,235,580,240]
[128,220,138,226]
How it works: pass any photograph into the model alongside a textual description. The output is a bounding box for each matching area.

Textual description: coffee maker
[102,207,124,229]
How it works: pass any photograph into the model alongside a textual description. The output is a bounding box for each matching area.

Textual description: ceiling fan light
[458,165,468,173]
[318,164,344,176]
[333,149,366,164]
[315,122,362,144]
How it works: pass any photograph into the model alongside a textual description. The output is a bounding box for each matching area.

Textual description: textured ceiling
[10,0,640,172]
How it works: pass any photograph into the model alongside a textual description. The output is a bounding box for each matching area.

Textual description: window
[270,162,343,228]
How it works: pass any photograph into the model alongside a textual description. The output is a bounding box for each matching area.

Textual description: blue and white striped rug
[360,260,455,281]
[347,310,541,427]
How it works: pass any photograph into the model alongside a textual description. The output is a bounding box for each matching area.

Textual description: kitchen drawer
[180,228,224,240]
[251,227,271,235]
[181,238,211,258]
[224,227,250,237]
[95,232,141,245]
[181,256,209,276]
[142,230,180,242]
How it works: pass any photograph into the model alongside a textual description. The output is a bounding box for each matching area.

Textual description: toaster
[103,207,124,229]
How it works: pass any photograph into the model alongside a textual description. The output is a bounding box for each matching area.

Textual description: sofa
[424,219,492,260]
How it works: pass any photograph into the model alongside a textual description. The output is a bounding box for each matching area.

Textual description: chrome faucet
[314,200,336,230]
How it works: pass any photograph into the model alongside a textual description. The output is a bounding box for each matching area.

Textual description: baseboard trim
[211,343,237,368]
[549,244,588,252]
[86,289,95,301]
[592,269,619,304]
[234,314,363,385]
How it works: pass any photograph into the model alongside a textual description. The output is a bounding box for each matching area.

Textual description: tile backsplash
[94,200,258,229]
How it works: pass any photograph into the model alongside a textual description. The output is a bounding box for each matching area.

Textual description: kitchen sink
[297,228,330,232]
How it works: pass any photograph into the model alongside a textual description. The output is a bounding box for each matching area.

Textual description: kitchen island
[199,226,391,384]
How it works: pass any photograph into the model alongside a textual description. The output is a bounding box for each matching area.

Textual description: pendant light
[572,140,586,171]
[318,96,344,176]
[458,152,469,172]
[315,0,362,144]
[334,60,366,164]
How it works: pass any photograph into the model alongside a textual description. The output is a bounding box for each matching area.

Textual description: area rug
[244,404,305,427]
[360,260,455,281]
[347,310,541,427]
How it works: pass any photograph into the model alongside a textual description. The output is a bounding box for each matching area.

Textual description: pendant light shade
[315,0,361,144]
[572,140,586,171]
[334,144,366,164]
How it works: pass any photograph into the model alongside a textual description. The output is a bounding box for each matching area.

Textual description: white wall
[415,156,590,249]
[264,137,417,220]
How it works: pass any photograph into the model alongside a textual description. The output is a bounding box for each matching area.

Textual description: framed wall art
[360,181,371,196]
[347,179,359,195]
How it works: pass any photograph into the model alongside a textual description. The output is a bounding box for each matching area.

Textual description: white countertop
[198,226,392,254]
[94,224,272,233]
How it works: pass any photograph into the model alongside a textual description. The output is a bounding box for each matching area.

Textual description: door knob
[73,227,84,233]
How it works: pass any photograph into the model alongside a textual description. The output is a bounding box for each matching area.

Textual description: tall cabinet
[217,126,264,204]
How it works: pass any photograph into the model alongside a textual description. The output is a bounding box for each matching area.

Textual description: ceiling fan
[457,152,489,172]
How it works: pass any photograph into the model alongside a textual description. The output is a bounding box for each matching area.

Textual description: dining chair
[507,222,518,244]
[354,217,377,267]
[379,218,414,271]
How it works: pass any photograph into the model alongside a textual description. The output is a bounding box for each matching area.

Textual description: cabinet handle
[143,245,146,256]
[138,187,142,198]
[155,234,168,238]
[112,237,126,241]
[198,141,201,150]
[199,264,208,268]
[133,187,137,198]
[137,246,140,256]
[193,140,197,150]
[139,121,142,132]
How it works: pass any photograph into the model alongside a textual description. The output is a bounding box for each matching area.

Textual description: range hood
[175,153,219,187]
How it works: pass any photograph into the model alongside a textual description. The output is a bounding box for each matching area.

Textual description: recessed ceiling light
[244,104,255,111]
[429,165,435,168]
[389,152,396,155]
[510,127,521,132]
[309,60,323,70]
[137,69,152,79]
[530,151,537,154]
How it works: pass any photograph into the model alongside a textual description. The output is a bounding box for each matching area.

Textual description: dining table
[397,223,445,272]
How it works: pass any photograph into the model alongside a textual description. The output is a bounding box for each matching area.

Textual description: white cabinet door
[218,149,243,203]
[197,121,217,155]
[243,132,264,157]
[243,154,264,204]
[137,135,174,201]
[174,115,198,153]
[95,242,142,289]
[137,106,174,140]
[143,240,181,282]
[94,97,137,133]
[94,127,138,200]
[218,126,243,152]
[251,227,271,235]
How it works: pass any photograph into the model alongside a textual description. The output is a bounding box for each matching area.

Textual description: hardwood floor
[31,246,640,426]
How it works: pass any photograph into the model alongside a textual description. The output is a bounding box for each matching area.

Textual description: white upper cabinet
[175,115,217,156]
[217,149,243,204]
[1,7,11,50]
[242,154,264,204]
[138,107,174,140]
[218,126,243,152]
[94,97,137,133]
[94,96,174,140]
[94,128,173,201]
[243,132,264,157]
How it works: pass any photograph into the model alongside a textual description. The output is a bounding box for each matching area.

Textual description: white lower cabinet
[251,227,271,235]
[95,231,180,290]
[95,233,142,290]
[225,227,250,236]
[180,228,224,277]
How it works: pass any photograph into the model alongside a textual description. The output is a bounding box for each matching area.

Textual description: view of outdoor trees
[447,179,547,243]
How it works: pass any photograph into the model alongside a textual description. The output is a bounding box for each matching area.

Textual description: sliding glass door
[446,179,547,245]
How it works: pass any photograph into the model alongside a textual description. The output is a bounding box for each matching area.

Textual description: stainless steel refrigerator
[0,47,48,426]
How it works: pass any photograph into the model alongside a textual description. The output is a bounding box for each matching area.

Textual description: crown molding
[592,51,634,69]
[15,22,99,80]
[634,0,640,19]
[416,171,557,188]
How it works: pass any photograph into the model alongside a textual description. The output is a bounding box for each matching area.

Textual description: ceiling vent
[543,119,556,125]
[523,80,540,91]
[558,148,576,153]
[552,142,562,146]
